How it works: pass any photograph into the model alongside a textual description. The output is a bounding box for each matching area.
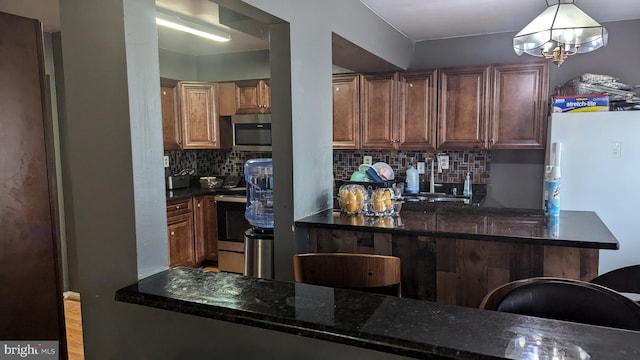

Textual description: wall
[411,19,640,209]
[197,50,270,81]
[158,48,197,80]
[58,0,414,358]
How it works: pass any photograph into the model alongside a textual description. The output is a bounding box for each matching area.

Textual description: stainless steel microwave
[232,114,272,151]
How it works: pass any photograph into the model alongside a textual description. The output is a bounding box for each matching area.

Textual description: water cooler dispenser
[243,158,274,279]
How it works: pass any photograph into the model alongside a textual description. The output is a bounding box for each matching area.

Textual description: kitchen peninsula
[295,208,619,307]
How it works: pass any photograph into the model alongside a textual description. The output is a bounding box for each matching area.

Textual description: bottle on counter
[463,172,472,197]
[406,165,419,194]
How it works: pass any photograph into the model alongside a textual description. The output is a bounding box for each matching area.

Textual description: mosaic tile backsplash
[165,149,490,185]
[333,150,490,184]
[165,149,272,177]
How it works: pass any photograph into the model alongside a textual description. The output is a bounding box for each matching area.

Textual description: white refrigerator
[548,111,640,274]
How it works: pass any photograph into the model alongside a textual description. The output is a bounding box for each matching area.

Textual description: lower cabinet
[167,198,196,268]
[167,195,218,268]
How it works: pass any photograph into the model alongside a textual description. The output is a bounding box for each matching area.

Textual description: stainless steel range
[214,190,249,274]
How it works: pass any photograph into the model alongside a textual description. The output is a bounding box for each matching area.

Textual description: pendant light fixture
[513,0,607,66]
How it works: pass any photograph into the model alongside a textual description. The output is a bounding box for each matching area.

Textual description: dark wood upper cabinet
[235,79,271,114]
[161,78,181,150]
[361,72,398,149]
[398,70,438,150]
[437,65,491,150]
[217,82,237,116]
[179,82,231,149]
[332,74,361,149]
[489,62,549,149]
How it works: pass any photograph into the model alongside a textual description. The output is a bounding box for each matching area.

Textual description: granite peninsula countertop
[295,208,619,250]
[115,267,640,359]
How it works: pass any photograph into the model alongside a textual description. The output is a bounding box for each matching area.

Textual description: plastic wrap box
[552,94,609,113]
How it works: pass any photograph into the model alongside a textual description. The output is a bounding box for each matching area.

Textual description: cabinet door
[490,62,549,149]
[438,66,491,149]
[361,73,397,149]
[161,78,181,150]
[332,74,360,149]
[168,212,195,268]
[203,195,218,261]
[179,82,220,149]
[398,70,437,150]
[217,82,237,116]
[193,196,207,265]
[235,79,270,114]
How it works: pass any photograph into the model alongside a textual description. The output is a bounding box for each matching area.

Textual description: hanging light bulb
[513,0,607,66]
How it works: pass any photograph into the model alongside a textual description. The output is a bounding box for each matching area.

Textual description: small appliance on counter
[166,169,194,190]
[243,158,274,279]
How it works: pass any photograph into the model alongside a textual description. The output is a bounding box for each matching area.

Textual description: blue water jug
[244,158,274,229]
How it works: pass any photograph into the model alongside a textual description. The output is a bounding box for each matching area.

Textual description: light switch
[163,156,170,168]
[363,156,372,165]
[611,141,622,158]
[417,162,425,174]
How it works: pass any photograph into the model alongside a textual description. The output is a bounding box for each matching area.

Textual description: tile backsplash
[165,149,271,177]
[165,149,490,185]
[333,150,490,184]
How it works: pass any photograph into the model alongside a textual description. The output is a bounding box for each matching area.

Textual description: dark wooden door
[437,66,491,149]
[361,73,397,149]
[168,212,196,268]
[332,74,360,149]
[161,78,181,150]
[489,62,549,149]
[0,11,67,356]
[193,196,207,265]
[203,196,218,261]
[398,70,437,150]
[179,82,219,149]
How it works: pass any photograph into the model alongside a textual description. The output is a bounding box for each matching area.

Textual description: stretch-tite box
[552,94,609,113]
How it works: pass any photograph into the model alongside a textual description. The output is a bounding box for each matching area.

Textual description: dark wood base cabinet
[167,195,219,268]
[308,228,598,308]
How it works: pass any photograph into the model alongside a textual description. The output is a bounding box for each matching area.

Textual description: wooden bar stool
[293,253,401,296]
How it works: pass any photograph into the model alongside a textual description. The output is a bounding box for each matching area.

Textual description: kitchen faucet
[428,154,443,193]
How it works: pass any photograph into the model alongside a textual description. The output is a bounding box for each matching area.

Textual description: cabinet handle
[197,202,201,207]
[490,138,495,144]
[175,205,180,210]
[171,231,175,236]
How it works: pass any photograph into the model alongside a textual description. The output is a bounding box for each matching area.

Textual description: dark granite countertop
[115,267,640,359]
[295,209,619,250]
[166,186,219,201]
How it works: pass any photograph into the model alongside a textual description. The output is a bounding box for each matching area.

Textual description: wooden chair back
[480,277,640,331]
[590,265,640,294]
[293,253,401,296]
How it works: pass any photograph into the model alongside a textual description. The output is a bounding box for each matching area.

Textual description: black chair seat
[481,277,640,331]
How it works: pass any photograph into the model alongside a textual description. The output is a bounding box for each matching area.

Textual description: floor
[64,296,84,360]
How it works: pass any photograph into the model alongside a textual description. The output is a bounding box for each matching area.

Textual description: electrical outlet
[163,156,170,168]
[417,162,425,174]
[439,155,450,169]
[611,141,621,158]
[363,156,373,165]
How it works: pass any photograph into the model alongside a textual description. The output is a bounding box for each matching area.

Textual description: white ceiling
[360,0,640,41]
[1,0,639,55]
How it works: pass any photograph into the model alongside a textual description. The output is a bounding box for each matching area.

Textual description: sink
[427,197,467,203]
[403,193,469,204]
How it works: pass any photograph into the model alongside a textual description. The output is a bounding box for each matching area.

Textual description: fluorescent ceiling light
[156,9,230,43]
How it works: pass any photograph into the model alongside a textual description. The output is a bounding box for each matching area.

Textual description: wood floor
[64,298,84,360]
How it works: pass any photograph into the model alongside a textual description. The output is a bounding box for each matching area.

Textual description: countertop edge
[114,284,491,360]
